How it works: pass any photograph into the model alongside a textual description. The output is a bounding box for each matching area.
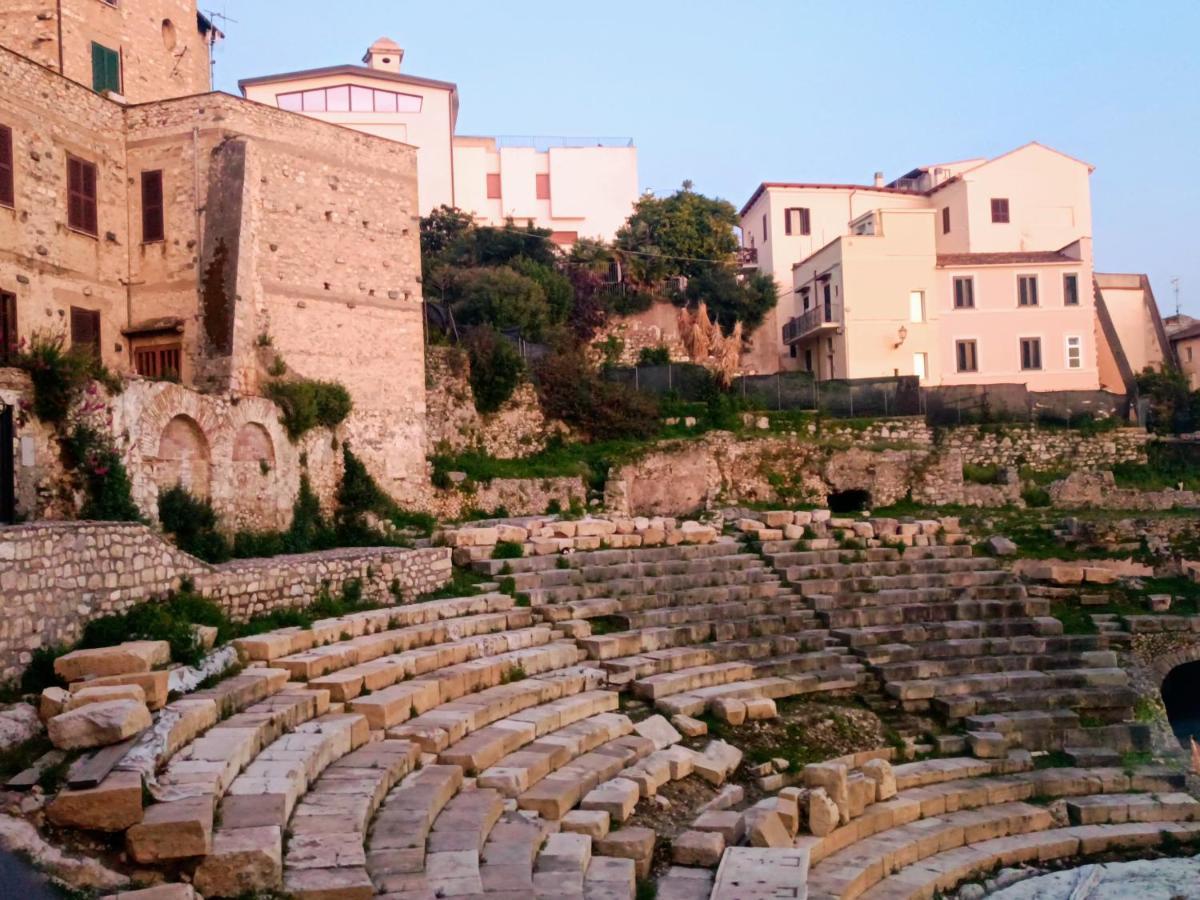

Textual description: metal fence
[923,383,1129,426]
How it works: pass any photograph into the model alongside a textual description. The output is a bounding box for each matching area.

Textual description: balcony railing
[737,246,758,267]
[782,300,842,344]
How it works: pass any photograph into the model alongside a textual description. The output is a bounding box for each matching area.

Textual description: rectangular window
[762,213,768,242]
[141,170,164,243]
[941,207,950,234]
[135,343,182,379]
[91,42,121,94]
[536,173,550,200]
[990,198,1010,223]
[804,348,813,372]
[70,307,101,360]
[956,339,978,373]
[0,124,12,208]
[67,155,98,236]
[1018,274,1038,307]
[953,276,975,309]
[1063,273,1079,306]
[550,231,577,245]
[789,344,797,359]
[1020,337,1042,370]
[909,291,925,323]
[913,352,928,380]
[785,207,810,236]
[0,291,15,363]
[1066,335,1082,369]
[486,173,501,199]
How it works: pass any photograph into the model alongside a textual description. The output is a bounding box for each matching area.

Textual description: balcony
[737,246,758,268]
[782,300,842,344]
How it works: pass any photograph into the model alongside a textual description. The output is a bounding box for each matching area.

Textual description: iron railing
[783,300,842,344]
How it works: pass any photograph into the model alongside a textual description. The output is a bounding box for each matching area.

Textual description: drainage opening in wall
[827,489,872,514]
[1161,660,1200,748]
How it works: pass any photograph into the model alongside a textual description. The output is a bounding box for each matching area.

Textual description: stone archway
[229,421,283,529]
[1161,659,1200,749]
[155,414,212,498]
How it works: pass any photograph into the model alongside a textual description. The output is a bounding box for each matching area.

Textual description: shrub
[266,379,352,440]
[1021,485,1052,508]
[451,266,552,340]
[13,331,94,424]
[636,346,671,367]
[64,424,141,522]
[464,326,525,414]
[962,463,1001,485]
[1136,367,1200,435]
[492,540,524,560]
[79,583,229,668]
[534,350,660,441]
[158,484,231,563]
[21,646,68,694]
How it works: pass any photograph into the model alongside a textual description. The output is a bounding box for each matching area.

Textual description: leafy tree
[685,267,779,333]
[451,267,553,340]
[465,326,525,413]
[615,183,740,283]
[511,257,573,325]
[1136,366,1200,434]
[534,349,660,441]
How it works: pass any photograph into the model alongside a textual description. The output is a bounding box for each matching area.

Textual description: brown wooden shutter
[67,156,98,235]
[0,292,15,363]
[800,208,810,235]
[536,173,550,200]
[141,170,165,243]
[0,125,13,208]
[70,307,101,359]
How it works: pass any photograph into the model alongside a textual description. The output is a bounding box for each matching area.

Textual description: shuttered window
[0,292,15,363]
[942,207,950,234]
[91,42,121,94]
[1063,273,1079,306]
[1020,337,1042,371]
[67,155,98,236]
[536,173,550,200]
[70,307,101,360]
[135,344,182,379]
[0,125,13,208]
[1018,274,1038,307]
[141,170,165,243]
[956,340,978,373]
[953,276,975,309]
[785,207,811,236]
[990,198,1010,223]
[486,173,501,199]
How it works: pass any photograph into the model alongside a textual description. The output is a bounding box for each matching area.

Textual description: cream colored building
[241,38,640,243]
[741,143,1111,390]
[1093,273,1172,393]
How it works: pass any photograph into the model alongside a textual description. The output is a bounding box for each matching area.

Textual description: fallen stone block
[807,787,839,836]
[744,808,790,848]
[55,642,170,683]
[47,770,144,832]
[65,684,147,712]
[673,829,724,867]
[126,795,214,863]
[671,714,707,737]
[48,700,151,750]
[633,714,681,750]
[193,825,283,897]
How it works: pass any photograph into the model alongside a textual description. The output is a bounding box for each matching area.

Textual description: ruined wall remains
[0,521,451,683]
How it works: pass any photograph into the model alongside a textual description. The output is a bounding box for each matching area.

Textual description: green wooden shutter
[91,43,120,93]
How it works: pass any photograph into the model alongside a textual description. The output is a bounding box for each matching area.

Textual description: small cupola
[363,37,404,73]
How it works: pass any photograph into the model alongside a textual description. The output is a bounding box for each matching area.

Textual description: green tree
[465,326,526,413]
[685,268,779,333]
[615,183,740,283]
[451,267,553,340]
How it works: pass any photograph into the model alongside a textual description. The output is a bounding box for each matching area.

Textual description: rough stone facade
[430,475,589,521]
[0,521,451,682]
[0,34,428,506]
[1049,471,1200,511]
[424,347,568,460]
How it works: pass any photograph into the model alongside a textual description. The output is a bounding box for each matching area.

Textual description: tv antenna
[204,6,238,85]
[1171,277,1181,317]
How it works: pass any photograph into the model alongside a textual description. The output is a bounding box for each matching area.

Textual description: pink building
[740,143,1106,390]
[240,38,639,243]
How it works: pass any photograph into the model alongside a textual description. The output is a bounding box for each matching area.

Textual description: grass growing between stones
[414,565,487,602]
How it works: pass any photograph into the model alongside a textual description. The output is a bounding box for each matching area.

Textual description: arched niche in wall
[155,414,212,499]
[230,421,283,529]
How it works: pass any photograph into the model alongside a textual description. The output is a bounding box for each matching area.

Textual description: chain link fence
[923,384,1129,426]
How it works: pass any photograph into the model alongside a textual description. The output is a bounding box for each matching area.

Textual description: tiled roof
[936,251,1077,267]
[1170,321,1200,342]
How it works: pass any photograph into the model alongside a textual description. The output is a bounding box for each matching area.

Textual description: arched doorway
[1161,659,1200,748]
[827,489,872,514]
[155,414,211,498]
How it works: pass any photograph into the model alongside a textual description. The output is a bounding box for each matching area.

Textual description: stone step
[517,733,656,820]
[887,666,1129,703]
[803,801,1054,899]
[579,613,822,662]
[892,755,1031,792]
[366,764,464,894]
[601,632,830,683]
[633,650,856,701]
[475,540,748,577]
[656,865,715,900]
[617,594,794,630]
[931,685,1139,722]
[529,574,783,608]
[856,821,1200,900]
[764,543,972,567]
[859,633,1120,666]
[798,569,1014,598]
[786,556,997,582]
[1067,792,1200,825]
[833,617,1064,650]
[656,668,863,718]
[821,598,1050,630]
[809,582,1027,610]
[422,787,507,897]
[876,649,1117,683]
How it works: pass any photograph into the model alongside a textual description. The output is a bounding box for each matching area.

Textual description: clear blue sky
[209,0,1200,317]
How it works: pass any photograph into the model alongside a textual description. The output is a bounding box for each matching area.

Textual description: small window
[762,213,768,242]
[91,42,121,94]
[941,207,950,234]
[550,231,577,246]
[70,307,101,360]
[0,124,13,208]
[990,198,1010,223]
[1063,273,1079,306]
[1020,337,1042,370]
[909,291,925,323]
[141,170,164,243]
[67,155,98,236]
[956,339,978,373]
[953,276,974,309]
[325,85,351,112]
[785,207,811,236]
[0,291,15,364]
[804,348,813,372]
[1017,274,1038,307]
[789,344,797,359]
[135,343,182,379]
[486,173,501,199]
[913,352,928,380]
[1066,335,1082,369]
[1187,347,1194,363]
[536,173,550,200]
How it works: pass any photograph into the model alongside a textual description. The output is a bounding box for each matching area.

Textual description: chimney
[873,171,885,188]
[363,37,404,73]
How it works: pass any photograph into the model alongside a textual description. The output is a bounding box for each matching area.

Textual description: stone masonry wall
[0,521,451,683]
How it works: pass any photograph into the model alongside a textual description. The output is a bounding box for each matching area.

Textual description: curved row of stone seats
[578,615,825,664]
[231,592,518,663]
[657,667,863,719]
[962,710,1151,762]
[759,542,974,577]
[521,563,785,608]
[126,683,329,864]
[307,623,553,703]
[784,554,997,584]
[367,763,463,893]
[857,822,1200,900]
[601,632,835,686]
[631,647,860,702]
[47,666,291,834]
[472,540,747,580]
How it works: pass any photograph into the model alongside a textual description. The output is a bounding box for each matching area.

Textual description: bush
[451,266,552,340]
[78,583,229,668]
[64,424,141,522]
[1021,485,1052,508]
[159,484,231,562]
[492,540,524,560]
[14,331,95,424]
[637,346,671,367]
[266,379,353,440]
[1136,367,1200,434]
[534,350,660,441]
[465,326,525,414]
[962,463,1001,485]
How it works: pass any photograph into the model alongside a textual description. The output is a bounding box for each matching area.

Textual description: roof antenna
[1171,277,1181,317]
[203,5,238,86]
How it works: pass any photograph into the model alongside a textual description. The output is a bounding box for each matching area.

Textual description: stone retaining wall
[0,521,451,683]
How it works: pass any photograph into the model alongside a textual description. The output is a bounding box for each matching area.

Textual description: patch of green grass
[1113,443,1200,492]
[1034,750,1075,769]
[962,463,1001,485]
[1122,749,1154,769]
[1049,601,1098,635]
[416,566,486,602]
[588,616,626,636]
[491,540,524,560]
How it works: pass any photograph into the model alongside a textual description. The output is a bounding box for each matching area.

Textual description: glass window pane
[302,89,326,111]
[326,85,350,112]
[350,86,374,112]
[395,92,422,112]
[373,89,397,113]
[277,92,303,111]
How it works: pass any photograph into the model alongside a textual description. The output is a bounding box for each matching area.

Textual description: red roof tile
[936,251,1077,267]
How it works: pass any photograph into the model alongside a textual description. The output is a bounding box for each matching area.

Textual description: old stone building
[0,0,428,522]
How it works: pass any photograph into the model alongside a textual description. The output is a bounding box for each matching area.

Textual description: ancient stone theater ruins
[2,3,1200,900]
